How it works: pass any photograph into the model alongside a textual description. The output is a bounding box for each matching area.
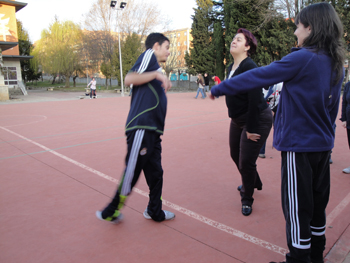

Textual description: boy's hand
[156,72,172,92]
[342,121,347,128]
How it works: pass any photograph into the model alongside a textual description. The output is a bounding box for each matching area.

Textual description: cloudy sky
[16,0,197,42]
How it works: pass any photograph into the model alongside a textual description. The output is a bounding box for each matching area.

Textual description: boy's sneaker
[164,210,175,220]
[143,209,152,219]
[143,209,175,221]
[96,211,123,224]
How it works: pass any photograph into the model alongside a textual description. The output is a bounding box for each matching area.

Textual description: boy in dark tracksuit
[96,33,175,223]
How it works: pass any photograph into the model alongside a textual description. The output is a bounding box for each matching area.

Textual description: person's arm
[125,71,171,92]
[210,51,303,98]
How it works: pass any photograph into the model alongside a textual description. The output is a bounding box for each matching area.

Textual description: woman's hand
[342,121,347,128]
[208,91,215,100]
[246,132,261,142]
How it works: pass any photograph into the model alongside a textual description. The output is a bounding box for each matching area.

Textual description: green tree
[185,2,215,75]
[100,61,113,87]
[223,0,274,66]
[31,20,83,88]
[17,20,41,83]
[113,33,142,86]
[213,21,225,80]
[253,15,296,65]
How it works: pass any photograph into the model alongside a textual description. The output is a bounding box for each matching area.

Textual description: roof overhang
[0,41,18,51]
[0,0,27,12]
[2,55,33,60]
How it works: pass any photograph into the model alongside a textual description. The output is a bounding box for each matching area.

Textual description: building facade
[0,0,29,100]
[163,28,192,75]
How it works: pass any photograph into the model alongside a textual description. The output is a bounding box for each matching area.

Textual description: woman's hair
[295,2,346,84]
[145,33,170,50]
[237,28,258,56]
[198,74,204,83]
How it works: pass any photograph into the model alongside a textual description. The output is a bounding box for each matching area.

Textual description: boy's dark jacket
[125,49,167,135]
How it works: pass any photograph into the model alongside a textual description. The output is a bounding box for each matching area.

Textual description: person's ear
[245,45,251,52]
[306,26,311,35]
[153,42,160,51]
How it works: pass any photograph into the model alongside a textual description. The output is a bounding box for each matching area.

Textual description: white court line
[326,192,350,227]
[1,126,294,255]
[0,115,47,128]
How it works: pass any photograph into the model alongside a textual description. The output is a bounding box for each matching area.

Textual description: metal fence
[42,74,200,90]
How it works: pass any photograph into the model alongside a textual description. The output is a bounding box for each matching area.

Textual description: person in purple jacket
[210,3,346,263]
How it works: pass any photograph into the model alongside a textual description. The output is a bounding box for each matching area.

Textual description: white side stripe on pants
[121,129,145,196]
[287,152,310,249]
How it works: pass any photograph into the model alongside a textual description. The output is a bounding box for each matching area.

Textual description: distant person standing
[195,73,206,99]
[87,77,97,99]
[340,81,350,174]
[212,75,221,85]
[204,73,210,95]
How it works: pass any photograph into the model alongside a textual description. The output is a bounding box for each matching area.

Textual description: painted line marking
[326,192,350,227]
[5,126,349,255]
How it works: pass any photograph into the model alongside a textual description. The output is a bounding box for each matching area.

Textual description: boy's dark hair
[145,33,170,50]
[295,2,345,84]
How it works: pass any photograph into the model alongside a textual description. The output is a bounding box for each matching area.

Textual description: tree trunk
[295,0,299,17]
[65,75,70,88]
[52,76,56,85]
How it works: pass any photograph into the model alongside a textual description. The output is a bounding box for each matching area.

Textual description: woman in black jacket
[225,28,273,216]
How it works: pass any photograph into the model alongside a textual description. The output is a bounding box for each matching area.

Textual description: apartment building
[163,28,192,73]
[0,0,30,100]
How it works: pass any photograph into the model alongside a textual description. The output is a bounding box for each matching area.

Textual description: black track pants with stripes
[281,151,330,263]
[102,129,166,222]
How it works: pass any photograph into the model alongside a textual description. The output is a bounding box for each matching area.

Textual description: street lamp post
[110,1,127,96]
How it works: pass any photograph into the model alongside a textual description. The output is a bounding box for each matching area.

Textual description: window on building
[184,32,187,36]
[178,33,180,37]
[178,42,180,46]
[3,67,18,85]
[184,41,187,45]
[178,51,181,55]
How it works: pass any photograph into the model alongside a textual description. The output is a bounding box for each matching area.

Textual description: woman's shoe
[343,166,350,174]
[242,205,252,216]
[237,185,262,191]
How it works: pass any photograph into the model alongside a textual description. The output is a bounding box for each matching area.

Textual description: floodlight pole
[111,1,127,97]
[117,15,124,97]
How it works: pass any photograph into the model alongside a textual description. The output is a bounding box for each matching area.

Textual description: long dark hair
[295,2,345,84]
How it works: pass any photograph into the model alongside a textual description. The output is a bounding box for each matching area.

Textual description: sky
[16,0,197,43]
